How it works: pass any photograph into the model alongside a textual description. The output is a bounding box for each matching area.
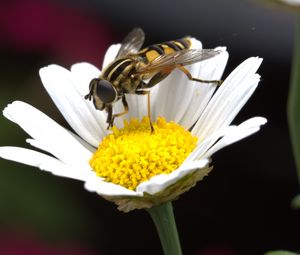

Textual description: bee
[85,28,221,131]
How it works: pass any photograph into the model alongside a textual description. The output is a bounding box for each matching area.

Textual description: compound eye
[96,80,117,103]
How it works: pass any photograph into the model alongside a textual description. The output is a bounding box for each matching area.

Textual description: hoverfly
[85,28,221,131]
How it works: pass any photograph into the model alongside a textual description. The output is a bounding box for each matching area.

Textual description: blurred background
[0,0,299,254]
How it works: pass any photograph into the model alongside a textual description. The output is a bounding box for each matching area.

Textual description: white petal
[40,64,107,146]
[84,173,139,197]
[65,130,96,152]
[70,62,109,135]
[150,40,203,122]
[102,43,121,69]
[186,117,267,162]
[136,158,209,195]
[151,46,228,127]
[187,117,267,161]
[126,93,149,121]
[203,117,267,158]
[151,66,196,122]
[183,125,237,163]
[0,147,92,181]
[111,93,150,128]
[179,48,229,128]
[170,64,202,123]
[192,57,263,139]
[190,38,203,49]
[238,116,268,129]
[3,101,92,168]
[70,62,101,95]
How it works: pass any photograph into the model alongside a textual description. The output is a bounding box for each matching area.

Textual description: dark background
[0,0,299,254]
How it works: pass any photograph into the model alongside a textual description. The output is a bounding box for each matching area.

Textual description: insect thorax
[101,58,141,93]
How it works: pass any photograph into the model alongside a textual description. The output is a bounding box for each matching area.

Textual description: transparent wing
[116,28,145,58]
[136,48,221,75]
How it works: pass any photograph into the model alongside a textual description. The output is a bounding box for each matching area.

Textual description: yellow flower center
[89,117,198,190]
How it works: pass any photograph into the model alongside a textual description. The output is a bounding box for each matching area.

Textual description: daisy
[0,38,266,212]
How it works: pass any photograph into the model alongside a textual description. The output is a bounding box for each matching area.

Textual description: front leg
[135,90,154,132]
[107,96,129,129]
[106,105,113,127]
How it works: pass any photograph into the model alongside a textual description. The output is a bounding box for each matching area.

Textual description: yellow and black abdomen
[139,38,192,64]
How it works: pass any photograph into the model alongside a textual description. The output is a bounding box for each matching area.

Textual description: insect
[85,28,221,131]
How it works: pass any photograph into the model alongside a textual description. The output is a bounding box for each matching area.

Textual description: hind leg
[177,65,222,85]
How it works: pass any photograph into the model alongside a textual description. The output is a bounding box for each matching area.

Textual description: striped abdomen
[138,38,192,64]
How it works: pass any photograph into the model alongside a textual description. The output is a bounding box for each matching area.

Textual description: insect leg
[106,105,113,128]
[177,65,222,85]
[135,90,154,132]
[108,96,129,129]
[136,72,171,132]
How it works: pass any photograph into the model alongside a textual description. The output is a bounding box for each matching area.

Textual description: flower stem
[288,14,300,188]
[147,202,182,255]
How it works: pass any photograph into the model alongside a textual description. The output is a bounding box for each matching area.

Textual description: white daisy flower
[0,38,266,212]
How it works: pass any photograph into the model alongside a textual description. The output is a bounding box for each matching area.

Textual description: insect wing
[136,49,221,75]
[116,28,145,58]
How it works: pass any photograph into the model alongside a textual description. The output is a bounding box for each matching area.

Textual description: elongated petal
[84,174,139,196]
[179,47,229,128]
[192,57,262,139]
[0,147,92,181]
[3,101,92,168]
[70,62,101,96]
[190,38,203,49]
[183,125,238,163]
[111,93,150,128]
[186,117,267,161]
[136,158,209,195]
[102,43,121,68]
[70,62,108,135]
[152,65,199,122]
[203,117,267,158]
[40,64,106,147]
[151,39,203,123]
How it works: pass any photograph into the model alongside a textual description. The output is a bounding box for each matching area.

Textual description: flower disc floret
[89,117,198,190]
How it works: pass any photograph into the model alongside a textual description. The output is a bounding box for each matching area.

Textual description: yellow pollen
[89,117,198,190]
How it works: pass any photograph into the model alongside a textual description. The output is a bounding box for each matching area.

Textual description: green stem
[288,14,300,186]
[147,202,182,255]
